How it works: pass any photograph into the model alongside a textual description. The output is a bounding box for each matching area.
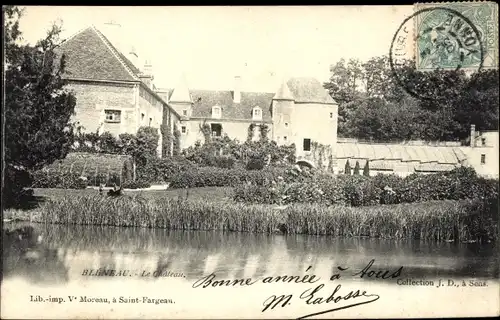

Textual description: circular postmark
[389,7,485,101]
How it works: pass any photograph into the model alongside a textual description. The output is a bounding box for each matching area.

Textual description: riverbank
[4,191,496,242]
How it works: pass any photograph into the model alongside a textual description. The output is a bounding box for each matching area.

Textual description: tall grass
[34,194,497,242]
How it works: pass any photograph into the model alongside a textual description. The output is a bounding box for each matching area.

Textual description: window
[481,154,486,164]
[481,137,486,146]
[149,118,152,126]
[211,123,222,137]
[141,113,145,120]
[285,122,289,127]
[181,126,187,134]
[252,107,262,120]
[283,136,287,142]
[303,138,311,151]
[105,110,121,123]
[183,109,188,116]
[212,106,221,118]
[330,112,333,118]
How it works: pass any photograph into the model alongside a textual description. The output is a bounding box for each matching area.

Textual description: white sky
[17,6,414,92]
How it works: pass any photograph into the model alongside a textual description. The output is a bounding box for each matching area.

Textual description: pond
[2,222,499,319]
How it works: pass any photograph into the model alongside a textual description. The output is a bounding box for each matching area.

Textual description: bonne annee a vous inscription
[192,259,403,319]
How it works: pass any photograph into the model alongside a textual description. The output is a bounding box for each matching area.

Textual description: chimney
[470,124,476,147]
[102,20,123,53]
[128,46,139,69]
[140,60,154,89]
[233,76,241,103]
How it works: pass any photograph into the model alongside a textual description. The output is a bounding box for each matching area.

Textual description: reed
[32,194,496,242]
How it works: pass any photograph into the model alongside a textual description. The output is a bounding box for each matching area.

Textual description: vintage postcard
[2,4,499,319]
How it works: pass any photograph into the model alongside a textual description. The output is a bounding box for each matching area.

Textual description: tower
[271,77,295,146]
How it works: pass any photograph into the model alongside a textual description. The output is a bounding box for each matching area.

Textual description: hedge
[233,167,499,207]
[168,166,289,189]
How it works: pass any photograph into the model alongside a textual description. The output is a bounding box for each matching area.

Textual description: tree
[344,160,352,175]
[453,69,499,138]
[324,58,364,105]
[353,161,360,175]
[134,127,159,166]
[363,161,370,176]
[4,6,77,206]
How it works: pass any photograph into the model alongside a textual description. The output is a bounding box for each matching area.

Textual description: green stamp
[414,2,498,70]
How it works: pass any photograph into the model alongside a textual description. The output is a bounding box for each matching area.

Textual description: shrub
[353,161,361,175]
[32,170,87,189]
[169,166,287,189]
[344,160,352,175]
[4,165,34,207]
[137,157,195,184]
[213,155,236,169]
[234,167,499,207]
[122,179,151,189]
[363,161,370,176]
[246,156,266,170]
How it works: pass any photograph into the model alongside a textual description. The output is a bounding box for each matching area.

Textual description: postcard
[2,4,499,319]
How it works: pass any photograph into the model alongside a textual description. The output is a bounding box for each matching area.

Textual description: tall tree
[324,58,364,105]
[353,161,360,175]
[3,6,77,206]
[325,54,498,143]
[363,161,370,176]
[344,160,352,175]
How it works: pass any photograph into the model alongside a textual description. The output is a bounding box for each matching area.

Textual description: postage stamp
[414,1,499,70]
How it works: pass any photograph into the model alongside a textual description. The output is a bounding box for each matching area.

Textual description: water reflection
[3,222,498,285]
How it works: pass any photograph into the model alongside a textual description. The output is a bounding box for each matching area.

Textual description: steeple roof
[273,77,294,101]
[169,74,193,103]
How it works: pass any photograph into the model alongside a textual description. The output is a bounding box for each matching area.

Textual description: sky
[17,6,414,92]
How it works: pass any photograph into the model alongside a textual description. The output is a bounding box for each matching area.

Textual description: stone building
[56,25,180,157]
[157,75,339,170]
[461,126,499,178]
[56,24,497,179]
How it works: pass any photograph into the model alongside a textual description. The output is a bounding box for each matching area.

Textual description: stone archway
[296,159,315,168]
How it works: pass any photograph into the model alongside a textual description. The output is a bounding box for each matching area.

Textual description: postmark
[414,1,498,70]
[389,6,490,100]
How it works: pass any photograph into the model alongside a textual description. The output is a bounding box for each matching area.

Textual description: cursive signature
[263,283,380,319]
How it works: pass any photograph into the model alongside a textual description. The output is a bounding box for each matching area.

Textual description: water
[2,223,499,319]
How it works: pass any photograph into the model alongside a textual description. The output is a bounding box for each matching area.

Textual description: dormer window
[212,106,221,119]
[252,106,262,120]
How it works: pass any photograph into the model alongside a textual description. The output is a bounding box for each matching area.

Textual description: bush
[3,165,34,207]
[32,170,87,189]
[234,167,499,207]
[246,156,266,170]
[122,179,151,189]
[137,157,195,184]
[198,154,236,169]
[169,166,287,189]
[213,155,235,169]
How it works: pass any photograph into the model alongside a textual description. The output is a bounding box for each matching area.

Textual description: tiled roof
[286,77,336,104]
[56,26,139,82]
[161,76,335,121]
[163,88,274,122]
